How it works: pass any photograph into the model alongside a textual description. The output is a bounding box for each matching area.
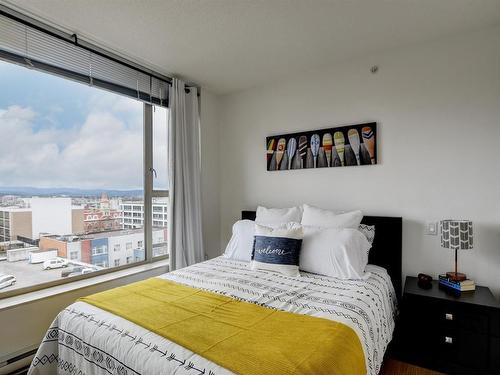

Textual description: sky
[0,59,168,190]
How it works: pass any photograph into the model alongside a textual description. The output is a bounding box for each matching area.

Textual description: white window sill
[0,259,169,311]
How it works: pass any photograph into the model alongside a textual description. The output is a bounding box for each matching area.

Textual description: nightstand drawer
[437,331,489,370]
[437,306,489,334]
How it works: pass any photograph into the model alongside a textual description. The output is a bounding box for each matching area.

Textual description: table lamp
[440,220,473,282]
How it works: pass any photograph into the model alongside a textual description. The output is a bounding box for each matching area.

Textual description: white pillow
[255,206,302,226]
[301,204,363,229]
[358,224,375,245]
[223,220,255,262]
[299,226,371,279]
[251,222,303,277]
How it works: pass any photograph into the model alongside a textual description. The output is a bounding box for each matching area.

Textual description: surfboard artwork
[298,135,308,168]
[310,134,320,168]
[287,138,297,170]
[266,122,376,171]
[317,147,327,168]
[322,133,333,167]
[361,126,376,164]
[305,148,314,169]
[332,146,342,167]
[276,138,287,169]
[333,131,345,166]
[266,138,276,168]
[347,129,361,165]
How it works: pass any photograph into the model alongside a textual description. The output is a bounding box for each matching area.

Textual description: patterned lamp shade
[440,220,473,250]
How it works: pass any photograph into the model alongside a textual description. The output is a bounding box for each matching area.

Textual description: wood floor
[380,359,443,375]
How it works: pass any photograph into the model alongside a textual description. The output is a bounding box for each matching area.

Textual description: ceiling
[4,0,500,94]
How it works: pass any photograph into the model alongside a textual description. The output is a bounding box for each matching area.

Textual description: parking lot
[0,259,80,292]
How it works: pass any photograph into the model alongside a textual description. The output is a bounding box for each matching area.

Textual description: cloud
[0,93,161,189]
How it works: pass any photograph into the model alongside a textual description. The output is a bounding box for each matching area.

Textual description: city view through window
[0,60,168,294]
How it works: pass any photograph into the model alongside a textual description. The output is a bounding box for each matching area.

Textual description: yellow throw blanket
[80,278,365,375]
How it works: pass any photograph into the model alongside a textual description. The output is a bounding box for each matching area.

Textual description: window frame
[0,102,168,300]
[149,104,170,259]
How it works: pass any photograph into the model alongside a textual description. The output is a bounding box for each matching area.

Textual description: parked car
[61,266,84,277]
[0,274,16,290]
[67,267,95,277]
[43,258,68,270]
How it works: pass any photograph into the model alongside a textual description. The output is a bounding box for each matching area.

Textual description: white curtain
[168,78,204,270]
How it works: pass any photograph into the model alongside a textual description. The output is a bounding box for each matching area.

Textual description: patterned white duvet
[28,257,397,375]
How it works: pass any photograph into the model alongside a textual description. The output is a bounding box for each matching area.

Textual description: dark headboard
[241,210,403,299]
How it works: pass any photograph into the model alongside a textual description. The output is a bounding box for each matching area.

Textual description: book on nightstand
[438,274,476,292]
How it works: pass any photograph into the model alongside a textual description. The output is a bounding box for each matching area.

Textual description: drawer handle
[444,336,453,344]
[445,313,454,321]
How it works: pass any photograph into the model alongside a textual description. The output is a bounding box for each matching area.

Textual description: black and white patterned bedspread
[29,257,397,375]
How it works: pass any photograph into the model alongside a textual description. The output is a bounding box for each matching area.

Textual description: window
[0,58,145,296]
[92,245,108,256]
[0,9,170,298]
[150,106,169,258]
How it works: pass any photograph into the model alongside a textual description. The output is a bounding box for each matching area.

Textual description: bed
[29,212,402,375]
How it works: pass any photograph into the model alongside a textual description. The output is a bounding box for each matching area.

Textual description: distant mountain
[0,186,143,198]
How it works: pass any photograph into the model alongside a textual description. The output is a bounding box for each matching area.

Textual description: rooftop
[0,205,83,211]
[0,241,33,251]
[0,206,31,212]
[42,226,166,242]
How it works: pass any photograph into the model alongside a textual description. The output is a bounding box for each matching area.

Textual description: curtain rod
[0,3,201,95]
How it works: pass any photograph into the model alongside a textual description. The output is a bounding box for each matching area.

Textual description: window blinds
[0,11,169,107]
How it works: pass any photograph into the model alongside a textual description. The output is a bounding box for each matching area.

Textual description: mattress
[28,257,397,375]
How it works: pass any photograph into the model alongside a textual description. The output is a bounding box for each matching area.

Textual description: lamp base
[446,271,466,282]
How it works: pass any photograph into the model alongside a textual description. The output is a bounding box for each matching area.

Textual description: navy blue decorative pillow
[251,223,303,276]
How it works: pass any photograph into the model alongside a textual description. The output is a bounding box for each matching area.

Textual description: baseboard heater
[0,348,37,370]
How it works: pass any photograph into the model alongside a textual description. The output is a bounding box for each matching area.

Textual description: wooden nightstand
[397,276,500,375]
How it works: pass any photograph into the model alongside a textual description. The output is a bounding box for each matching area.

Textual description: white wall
[66,241,81,261]
[218,26,500,297]
[31,197,72,238]
[200,89,221,259]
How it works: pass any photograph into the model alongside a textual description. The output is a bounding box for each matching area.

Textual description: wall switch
[425,221,438,235]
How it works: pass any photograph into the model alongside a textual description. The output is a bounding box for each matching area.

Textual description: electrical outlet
[425,221,438,235]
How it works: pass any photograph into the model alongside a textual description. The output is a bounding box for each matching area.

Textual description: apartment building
[0,198,84,242]
[0,207,32,243]
[120,198,168,229]
[39,227,167,268]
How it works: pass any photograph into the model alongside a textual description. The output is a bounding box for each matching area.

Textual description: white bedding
[28,257,397,375]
